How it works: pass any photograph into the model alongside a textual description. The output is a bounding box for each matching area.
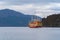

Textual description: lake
[0,27,60,40]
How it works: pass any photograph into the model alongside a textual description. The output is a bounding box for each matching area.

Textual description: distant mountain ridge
[0,9,42,27]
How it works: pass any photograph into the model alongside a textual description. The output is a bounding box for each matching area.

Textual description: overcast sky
[0,0,60,18]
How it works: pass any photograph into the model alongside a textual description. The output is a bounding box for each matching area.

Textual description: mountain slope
[0,9,42,27]
[42,14,60,27]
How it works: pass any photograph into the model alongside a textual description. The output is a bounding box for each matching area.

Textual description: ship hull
[28,21,42,28]
[29,26,42,28]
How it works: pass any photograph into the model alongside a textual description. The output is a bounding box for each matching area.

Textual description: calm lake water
[0,27,60,40]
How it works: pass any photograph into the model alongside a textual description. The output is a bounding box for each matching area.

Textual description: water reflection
[0,27,60,40]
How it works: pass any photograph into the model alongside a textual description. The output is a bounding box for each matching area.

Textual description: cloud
[8,4,34,15]
[32,3,60,18]
[0,0,60,18]
[0,0,60,5]
[0,1,8,9]
[6,3,60,18]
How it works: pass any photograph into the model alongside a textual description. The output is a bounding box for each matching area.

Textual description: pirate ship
[28,19,42,28]
[28,11,42,28]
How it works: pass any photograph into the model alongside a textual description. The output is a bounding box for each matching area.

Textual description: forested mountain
[42,14,60,27]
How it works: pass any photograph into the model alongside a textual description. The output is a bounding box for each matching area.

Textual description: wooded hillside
[42,14,60,27]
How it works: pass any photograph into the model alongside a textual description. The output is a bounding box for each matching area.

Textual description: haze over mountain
[0,9,42,27]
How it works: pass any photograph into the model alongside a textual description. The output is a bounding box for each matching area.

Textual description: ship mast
[31,8,35,21]
[31,8,40,21]
[31,9,36,21]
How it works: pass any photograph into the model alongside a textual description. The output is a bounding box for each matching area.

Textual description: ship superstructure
[28,10,42,28]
